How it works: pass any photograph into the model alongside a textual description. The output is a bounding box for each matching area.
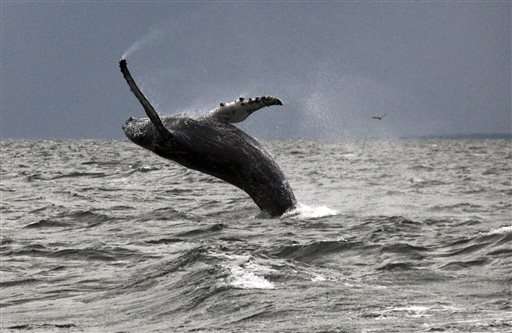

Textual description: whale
[119,59,296,216]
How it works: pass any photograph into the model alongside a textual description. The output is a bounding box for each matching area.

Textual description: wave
[377,261,417,271]
[407,177,447,188]
[435,225,512,270]
[428,202,484,212]
[0,278,39,288]
[24,210,112,229]
[7,323,77,331]
[24,219,70,228]
[5,245,140,262]
[208,253,276,290]
[145,238,183,245]
[486,225,512,235]
[81,160,121,166]
[27,171,107,181]
[366,304,460,320]
[134,207,201,222]
[118,247,207,293]
[440,258,489,270]
[269,240,359,263]
[176,223,225,238]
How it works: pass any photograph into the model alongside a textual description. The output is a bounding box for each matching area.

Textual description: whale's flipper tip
[118,58,173,140]
[263,96,283,106]
[119,59,128,71]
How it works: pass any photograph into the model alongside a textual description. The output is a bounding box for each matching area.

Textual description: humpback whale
[119,59,296,216]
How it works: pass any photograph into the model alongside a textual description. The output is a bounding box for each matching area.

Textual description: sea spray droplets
[121,28,163,60]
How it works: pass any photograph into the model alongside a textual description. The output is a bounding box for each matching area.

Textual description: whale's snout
[122,116,157,149]
[121,117,134,131]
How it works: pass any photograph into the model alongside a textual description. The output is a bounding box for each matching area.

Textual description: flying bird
[371,114,386,120]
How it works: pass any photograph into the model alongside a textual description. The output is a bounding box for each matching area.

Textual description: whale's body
[120,60,296,216]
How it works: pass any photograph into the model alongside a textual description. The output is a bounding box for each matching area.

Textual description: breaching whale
[119,59,296,216]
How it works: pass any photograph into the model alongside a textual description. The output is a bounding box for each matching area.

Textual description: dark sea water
[1,139,511,333]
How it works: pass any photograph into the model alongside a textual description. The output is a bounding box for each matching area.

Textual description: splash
[121,28,163,60]
[486,225,512,235]
[282,202,338,219]
[212,253,275,289]
[227,265,275,289]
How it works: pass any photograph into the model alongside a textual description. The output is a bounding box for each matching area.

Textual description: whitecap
[378,304,460,319]
[311,273,327,282]
[486,225,512,235]
[210,252,276,289]
[227,265,275,290]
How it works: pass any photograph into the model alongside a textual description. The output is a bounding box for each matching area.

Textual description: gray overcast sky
[1,1,510,139]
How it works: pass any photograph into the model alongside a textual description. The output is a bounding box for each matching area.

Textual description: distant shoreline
[401,133,512,140]
[1,133,511,141]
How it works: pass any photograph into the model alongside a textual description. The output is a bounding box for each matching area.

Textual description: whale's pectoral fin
[207,96,283,124]
[119,59,173,140]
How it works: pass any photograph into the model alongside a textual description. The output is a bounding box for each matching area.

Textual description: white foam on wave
[486,225,512,235]
[211,252,275,290]
[311,273,327,282]
[282,202,338,219]
[387,305,431,317]
[375,304,460,319]
[227,265,275,290]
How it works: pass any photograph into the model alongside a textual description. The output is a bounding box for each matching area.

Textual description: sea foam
[227,265,275,290]
[282,202,338,219]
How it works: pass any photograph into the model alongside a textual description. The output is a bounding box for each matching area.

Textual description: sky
[1,1,510,139]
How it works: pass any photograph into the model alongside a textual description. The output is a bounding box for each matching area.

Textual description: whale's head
[122,116,158,149]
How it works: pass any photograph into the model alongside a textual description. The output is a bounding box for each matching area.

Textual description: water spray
[121,28,163,60]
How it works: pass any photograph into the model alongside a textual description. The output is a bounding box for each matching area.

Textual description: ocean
[1,138,511,332]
